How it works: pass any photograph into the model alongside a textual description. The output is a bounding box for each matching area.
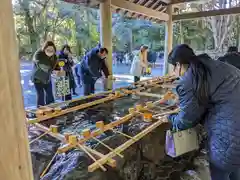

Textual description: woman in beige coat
[130,45,148,83]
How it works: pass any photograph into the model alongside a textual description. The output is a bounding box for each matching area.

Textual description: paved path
[20,62,164,108]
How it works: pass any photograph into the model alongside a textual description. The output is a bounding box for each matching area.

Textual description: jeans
[75,74,81,86]
[134,76,140,83]
[74,67,81,86]
[83,81,95,96]
[210,163,240,180]
[34,81,54,107]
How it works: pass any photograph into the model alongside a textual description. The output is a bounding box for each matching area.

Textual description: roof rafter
[111,0,169,21]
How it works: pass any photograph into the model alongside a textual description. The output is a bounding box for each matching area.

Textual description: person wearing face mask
[167,44,240,180]
[130,45,148,83]
[31,41,59,107]
[79,47,110,96]
[58,45,77,100]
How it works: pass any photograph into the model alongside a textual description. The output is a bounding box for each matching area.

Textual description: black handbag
[32,63,52,84]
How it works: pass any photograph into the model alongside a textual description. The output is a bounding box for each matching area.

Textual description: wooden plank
[0,0,33,179]
[88,117,168,172]
[78,113,137,144]
[34,123,116,167]
[173,6,240,21]
[47,90,112,108]
[135,92,163,98]
[111,0,169,21]
[27,95,123,124]
[171,0,200,4]
[78,144,107,171]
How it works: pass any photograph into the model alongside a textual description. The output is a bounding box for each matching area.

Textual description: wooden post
[100,0,113,90]
[163,5,173,75]
[0,0,33,180]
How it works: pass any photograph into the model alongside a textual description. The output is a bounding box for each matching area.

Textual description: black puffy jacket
[218,52,240,69]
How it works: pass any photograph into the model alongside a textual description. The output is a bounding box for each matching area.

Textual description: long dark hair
[42,41,56,52]
[61,44,72,54]
[168,44,210,105]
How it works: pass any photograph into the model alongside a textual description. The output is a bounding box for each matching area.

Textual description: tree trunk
[179,21,184,44]
[24,9,39,54]
[129,29,133,53]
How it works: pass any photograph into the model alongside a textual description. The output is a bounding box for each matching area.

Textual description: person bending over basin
[167,44,240,180]
[31,41,58,107]
[218,46,240,70]
[79,47,110,96]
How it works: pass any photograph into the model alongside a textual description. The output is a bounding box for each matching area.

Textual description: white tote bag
[165,127,199,158]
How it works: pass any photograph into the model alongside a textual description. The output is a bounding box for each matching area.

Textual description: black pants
[210,163,240,180]
[67,71,76,94]
[34,81,54,107]
[63,94,72,101]
[134,76,140,83]
[83,81,95,96]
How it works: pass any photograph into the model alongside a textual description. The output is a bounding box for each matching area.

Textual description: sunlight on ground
[20,70,31,74]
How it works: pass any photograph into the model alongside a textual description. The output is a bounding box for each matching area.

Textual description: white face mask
[45,46,55,57]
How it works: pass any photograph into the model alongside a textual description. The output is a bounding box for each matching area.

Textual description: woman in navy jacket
[58,45,77,100]
[167,44,240,180]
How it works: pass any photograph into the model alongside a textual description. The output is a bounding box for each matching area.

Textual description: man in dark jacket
[79,47,110,95]
[218,46,240,69]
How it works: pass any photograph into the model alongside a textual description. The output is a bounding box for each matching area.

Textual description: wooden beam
[163,5,173,75]
[88,117,169,172]
[0,0,33,179]
[34,123,117,168]
[173,6,240,21]
[160,0,170,4]
[100,0,113,89]
[171,0,199,4]
[111,0,169,21]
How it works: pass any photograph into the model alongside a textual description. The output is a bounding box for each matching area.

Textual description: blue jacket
[168,58,240,170]
[79,48,109,84]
